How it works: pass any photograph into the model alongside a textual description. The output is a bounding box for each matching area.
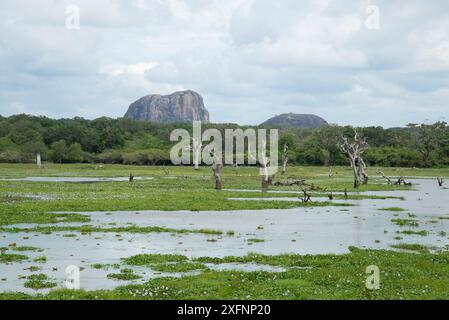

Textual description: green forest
[1,114,448,167]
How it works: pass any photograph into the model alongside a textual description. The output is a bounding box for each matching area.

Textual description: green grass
[399,230,429,236]
[3,248,449,299]
[122,254,208,273]
[122,254,188,266]
[33,256,47,263]
[24,274,57,289]
[247,238,265,243]
[0,253,28,263]
[0,225,224,236]
[390,243,429,252]
[378,207,406,212]
[0,164,417,229]
[0,164,448,300]
[10,246,41,252]
[107,269,142,281]
[391,219,419,227]
[151,262,208,273]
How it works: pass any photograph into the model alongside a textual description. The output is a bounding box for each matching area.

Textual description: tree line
[0,114,448,168]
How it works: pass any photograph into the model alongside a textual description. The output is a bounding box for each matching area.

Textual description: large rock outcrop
[261,113,328,129]
[124,90,210,123]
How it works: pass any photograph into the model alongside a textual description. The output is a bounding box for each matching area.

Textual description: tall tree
[407,122,446,166]
[339,129,369,188]
[51,140,67,163]
[315,125,341,166]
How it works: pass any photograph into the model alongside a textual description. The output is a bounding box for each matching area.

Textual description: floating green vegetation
[33,256,47,263]
[62,234,77,238]
[91,264,106,270]
[399,230,429,236]
[24,274,57,289]
[121,254,207,273]
[390,243,429,252]
[0,253,28,263]
[11,246,41,252]
[378,207,406,212]
[247,238,265,243]
[391,219,419,227]
[151,262,208,273]
[123,254,188,266]
[107,269,142,281]
[0,225,224,236]
[25,266,42,272]
[0,212,90,228]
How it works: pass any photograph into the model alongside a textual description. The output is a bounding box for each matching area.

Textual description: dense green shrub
[0,115,448,167]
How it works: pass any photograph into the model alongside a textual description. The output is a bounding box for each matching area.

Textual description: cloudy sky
[1,0,448,127]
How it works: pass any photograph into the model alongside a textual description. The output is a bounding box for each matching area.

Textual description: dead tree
[36,152,42,168]
[212,163,222,190]
[339,130,369,188]
[281,144,289,175]
[211,153,222,190]
[344,189,348,200]
[129,173,134,183]
[192,137,202,170]
[437,177,444,187]
[328,167,334,178]
[377,171,392,185]
[395,176,412,186]
[259,139,271,192]
[300,189,311,203]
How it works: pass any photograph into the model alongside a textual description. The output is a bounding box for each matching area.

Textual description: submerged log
[273,179,306,187]
[395,176,412,186]
[300,189,311,203]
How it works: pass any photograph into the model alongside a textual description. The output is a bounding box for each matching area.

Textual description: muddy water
[0,179,448,293]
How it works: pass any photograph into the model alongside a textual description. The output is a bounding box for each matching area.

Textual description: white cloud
[0,0,448,127]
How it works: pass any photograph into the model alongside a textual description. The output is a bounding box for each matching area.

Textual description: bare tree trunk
[300,189,311,202]
[129,173,134,182]
[437,177,444,187]
[377,171,392,184]
[328,166,334,178]
[339,130,369,189]
[192,138,202,170]
[260,162,269,192]
[212,163,222,190]
[36,152,42,168]
[281,144,288,175]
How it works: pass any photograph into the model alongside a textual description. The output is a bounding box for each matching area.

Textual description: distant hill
[124,90,209,123]
[260,113,328,128]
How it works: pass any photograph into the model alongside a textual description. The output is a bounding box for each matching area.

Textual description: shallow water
[0,176,153,183]
[1,179,448,293]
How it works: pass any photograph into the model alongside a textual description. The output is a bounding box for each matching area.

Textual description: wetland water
[0,177,152,183]
[0,179,448,293]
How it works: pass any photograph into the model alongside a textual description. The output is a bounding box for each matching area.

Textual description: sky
[0,0,449,127]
